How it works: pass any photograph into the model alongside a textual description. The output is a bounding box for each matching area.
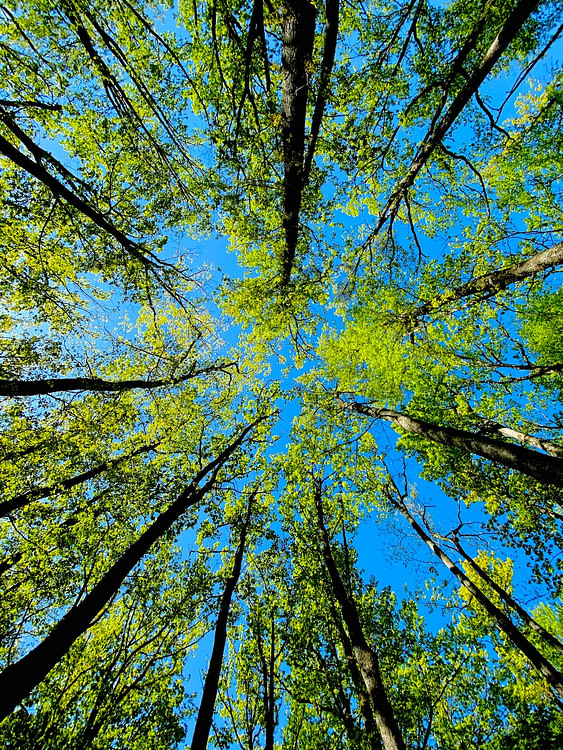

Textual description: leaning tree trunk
[452,538,563,656]
[370,0,539,237]
[402,241,563,330]
[0,442,159,517]
[280,0,317,287]
[388,489,563,700]
[190,491,256,750]
[0,362,235,398]
[0,419,263,721]
[314,485,406,750]
[345,400,563,488]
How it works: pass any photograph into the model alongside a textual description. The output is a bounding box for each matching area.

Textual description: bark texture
[370,0,539,238]
[390,493,563,699]
[403,241,563,330]
[280,0,317,287]
[453,539,563,656]
[315,486,406,750]
[0,362,235,398]
[346,401,563,488]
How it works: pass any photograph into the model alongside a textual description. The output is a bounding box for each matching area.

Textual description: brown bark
[0,362,236,398]
[190,492,255,749]
[0,418,263,721]
[369,0,539,239]
[0,443,158,517]
[315,486,406,750]
[345,401,563,488]
[389,492,563,699]
[402,241,563,330]
[280,0,317,287]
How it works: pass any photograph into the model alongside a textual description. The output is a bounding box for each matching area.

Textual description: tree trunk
[0,362,236,398]
[346,401,563,488]
[315,486,406,750]
[280,0,317,287]
[330,601,381,750]
[0,443,158,517]
[452,538,563,656]
[476,418,563,459]
[190,492,256,750]
[370,0,539,237]
[402,241,563,330]
[302,0,339,183]
[0,419,262,721]
[390,492,563,700]
[0,131,151,268]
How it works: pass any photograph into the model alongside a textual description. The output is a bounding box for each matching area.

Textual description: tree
[1,0,563,746]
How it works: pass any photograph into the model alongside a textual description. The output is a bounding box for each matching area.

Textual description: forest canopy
[1,0,563,747]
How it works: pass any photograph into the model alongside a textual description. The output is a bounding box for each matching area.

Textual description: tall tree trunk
[388,489,563,700]
[402,241,563,330]
[329,601,380,750]
[0,419,263,721]
[345,401,563,488]
[452,538,563,656]
[314,485,406,750]
[475,417,563,458]
[0,362,235,398]
[370,0,539,237]
[280,0,317,287]
[190,491,256,750]
[0,443,159,517]
[302,0,339,183]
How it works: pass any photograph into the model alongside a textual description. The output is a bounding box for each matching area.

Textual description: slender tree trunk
[190,492,256,750]
[452,539,563,656]
[280,0,317,287]
[389,491,563,699]
[302,0,339,183]
[370,0,539,236]
[314,486,406,750]
[0,131,151,268]
[265,611,276,750]
[0,443,158,517]
[345,401,563,488]
[402,241,563,330]
[0,419,262,721]
[0,362,236,398]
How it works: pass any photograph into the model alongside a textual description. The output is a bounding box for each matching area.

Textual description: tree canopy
[1,0,563,747]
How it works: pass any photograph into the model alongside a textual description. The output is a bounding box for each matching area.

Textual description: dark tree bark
[402,241,563,330]
[369,0,539,237]
[302,0,340,183]
[0,131,152,268]
[0,418,263,721]
[0,443,158,517]
[255,609,278,750]
[345,401,563,488]
[0,361,236,398]
[451,537,563,657]
[190,491,256,750]
[387,488,563,700]
[314,485,406,750]
[280,0,317,287]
